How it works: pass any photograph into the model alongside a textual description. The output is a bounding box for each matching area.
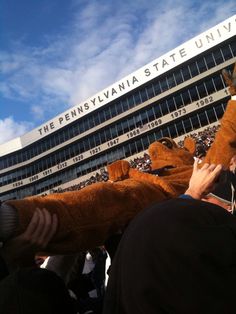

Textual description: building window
[174,70,183,85]
[213,75,225,91]
[110,105,117,118]
[189,86,199,102]
[221,45,233,61]
[134,92,142,106]
[140,111,149,125]
[183,119,192,133]
[181,67,191,81]
[229,41,236,57]
[147,132,155,144]
[127,116,135,131]
[160,77,168,92]
[212,50,224,65]
[83,138,90,151]
[115,102,122,115]
[160,101,169,115]
[122,120,129,134]
[198,111,208,127]
[190,115,200,130]
[127,95,135,109]
[204,53,215,69]
[205,78,216,94]
[146,107,154,122]
[166,74,176,88]
[206,107,217,123]
[169,124,178,138]
[197,82,207,98]
[116,123,123,136]
[153,81,161,96]
[181,90,191,106]
[110,125,118,138]
[141,135,150,150]
[135,139,143,152]
[140,88,148,102]
[146,85,155,99]
[104,107,111,120]
[121,99,129,112]
[94,113,100,125]
[166,97,177,112]
[175,121,185,136]
[152,104,162,119]
[213,103,224,119]
[189,61,199,77]
[174,94,183,109]
[196,58,207,73]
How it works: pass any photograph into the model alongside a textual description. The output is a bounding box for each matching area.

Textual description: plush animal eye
[159,139,173,149]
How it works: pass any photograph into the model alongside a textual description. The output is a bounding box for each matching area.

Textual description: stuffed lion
[1,64,236,254]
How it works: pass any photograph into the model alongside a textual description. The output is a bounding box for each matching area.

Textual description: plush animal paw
[222,63,236,96]
[107,160,130,182]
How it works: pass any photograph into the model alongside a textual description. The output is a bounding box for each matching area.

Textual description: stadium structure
[0,15,236,201]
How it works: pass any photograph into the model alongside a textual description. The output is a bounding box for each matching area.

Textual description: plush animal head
[107,137,196,181]
[149,137,196,170]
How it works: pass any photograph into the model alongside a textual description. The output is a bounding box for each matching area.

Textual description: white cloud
[31,105,45,120]
[0,117,33,144]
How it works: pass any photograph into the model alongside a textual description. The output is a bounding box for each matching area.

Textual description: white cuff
[231,96,236,100]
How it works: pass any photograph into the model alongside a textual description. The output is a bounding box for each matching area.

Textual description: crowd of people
[129,152,152,172]
[49,168,109,194]
[178,125,220,158]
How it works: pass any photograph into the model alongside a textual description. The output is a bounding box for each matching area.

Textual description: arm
[203,64,236,168]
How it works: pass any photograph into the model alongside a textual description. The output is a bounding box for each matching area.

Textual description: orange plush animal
[2,64,236,255]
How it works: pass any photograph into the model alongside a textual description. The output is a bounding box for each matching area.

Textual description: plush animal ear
[183,137,196,155]
[222,69,232,86]
[222,63,236,96]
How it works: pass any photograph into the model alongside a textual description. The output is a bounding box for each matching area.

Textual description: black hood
[103,198,236,314]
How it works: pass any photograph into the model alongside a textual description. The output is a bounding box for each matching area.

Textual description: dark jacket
[103,198,236,314]
[0,254,9,281]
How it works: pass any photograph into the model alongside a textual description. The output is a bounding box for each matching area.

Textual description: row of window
[1,37,235,170]
[0,101,226,201]
[0,68,229,186]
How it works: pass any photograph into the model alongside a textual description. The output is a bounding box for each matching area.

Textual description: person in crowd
[45,248,107,314]
[230,155,236,173]
[103,160,236,314]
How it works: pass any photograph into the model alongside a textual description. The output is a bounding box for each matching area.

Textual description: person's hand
[1,208,58,270]
[185,159,223,200]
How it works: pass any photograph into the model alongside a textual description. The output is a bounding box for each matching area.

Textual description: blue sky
[0,0,235,144]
